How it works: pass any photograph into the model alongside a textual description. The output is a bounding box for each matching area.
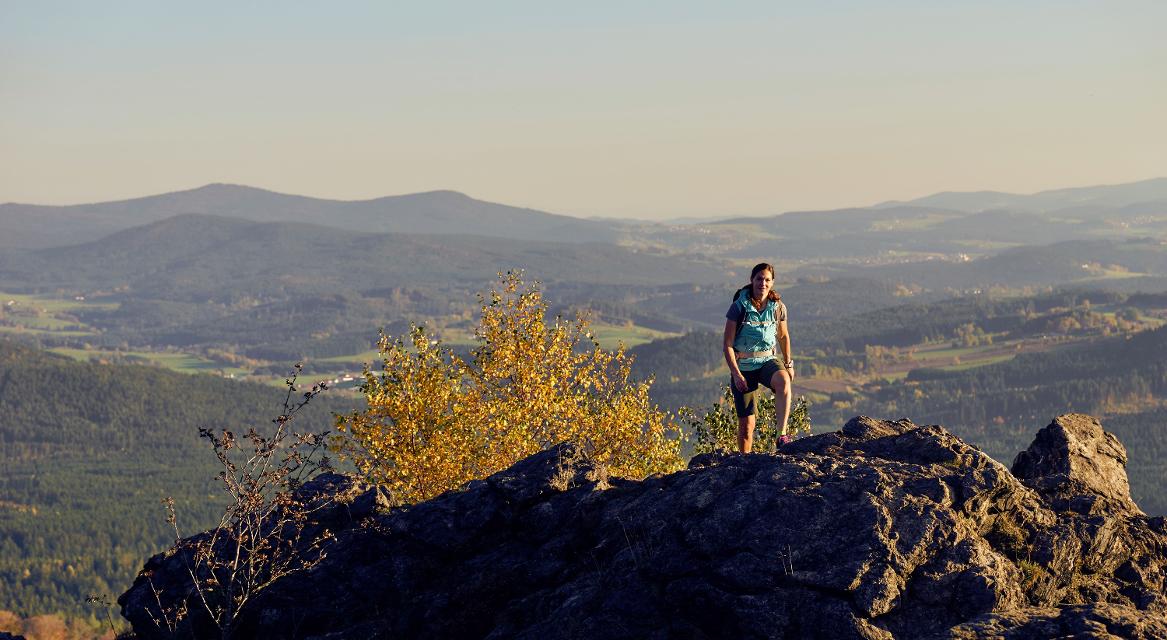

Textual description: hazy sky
[2,2,1164,219]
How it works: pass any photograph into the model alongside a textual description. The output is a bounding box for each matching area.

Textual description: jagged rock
[120,415,1167,639]
[947,602,1167,639]
[1012,413,1138,514]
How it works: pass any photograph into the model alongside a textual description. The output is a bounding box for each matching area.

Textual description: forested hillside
[0,341,354,620]
[847,324,1167,515]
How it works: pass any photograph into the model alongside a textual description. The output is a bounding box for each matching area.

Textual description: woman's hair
[740,262,781,305]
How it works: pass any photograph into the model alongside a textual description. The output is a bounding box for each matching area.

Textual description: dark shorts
[731,359,783,418]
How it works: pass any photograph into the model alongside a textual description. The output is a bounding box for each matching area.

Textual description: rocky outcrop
[120,414,1167,639]
[1012,413,1137,513]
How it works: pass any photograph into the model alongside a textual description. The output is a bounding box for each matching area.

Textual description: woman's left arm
[777,319,793,380]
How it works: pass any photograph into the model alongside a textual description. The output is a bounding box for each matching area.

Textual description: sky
[2,1,1165,219]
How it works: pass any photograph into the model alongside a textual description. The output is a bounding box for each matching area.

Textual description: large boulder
[120,415,1167,639]
[1012,413,1138,513]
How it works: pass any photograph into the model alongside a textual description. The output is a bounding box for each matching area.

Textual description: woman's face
[751,269,773,299]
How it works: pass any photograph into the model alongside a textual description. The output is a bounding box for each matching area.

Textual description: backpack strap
[733,286,750,338]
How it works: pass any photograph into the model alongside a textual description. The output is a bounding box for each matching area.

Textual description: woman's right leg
[731,371,759,453]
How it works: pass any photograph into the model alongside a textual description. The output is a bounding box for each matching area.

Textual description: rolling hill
[0,184,621,249]
[0,213,729,301]
[0,213,732,360]
[792,237,1167,293]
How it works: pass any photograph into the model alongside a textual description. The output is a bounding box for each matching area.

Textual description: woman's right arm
[724,320,746,391]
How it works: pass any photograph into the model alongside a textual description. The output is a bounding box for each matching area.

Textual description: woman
[723,262,793,452]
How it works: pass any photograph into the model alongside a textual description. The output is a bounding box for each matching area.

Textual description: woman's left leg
[738,414,756,453]
[769,368,793,436]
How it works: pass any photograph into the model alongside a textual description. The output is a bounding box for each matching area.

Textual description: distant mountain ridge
[874,176,1167,214]
[4,177,1164,251]
[709,178,1167,262]
[0,184,619,249]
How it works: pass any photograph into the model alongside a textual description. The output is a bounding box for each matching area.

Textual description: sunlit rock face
[121,414,1167,639]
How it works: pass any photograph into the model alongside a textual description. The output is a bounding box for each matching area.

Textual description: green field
[913,343,1002,362]
[942,353,1014,371]
[48,347,252,377]
[2,292,267,379]
[0,291,116,338]
[13,315,85,330]
[0,291,118,312]
[867,213,952,232]
[1077,269,1150,281]
[716,223,781,239]
[0,325,95,337]
[309,321,680,364]
[589,322,681,349]
[315,349,383,365]
[880,250,952,261]
[949,240,1019,251]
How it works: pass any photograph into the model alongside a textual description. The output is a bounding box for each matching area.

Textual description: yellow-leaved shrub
[334,271,684,505]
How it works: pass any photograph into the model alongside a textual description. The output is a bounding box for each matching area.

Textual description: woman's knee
[771,372,791,397]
